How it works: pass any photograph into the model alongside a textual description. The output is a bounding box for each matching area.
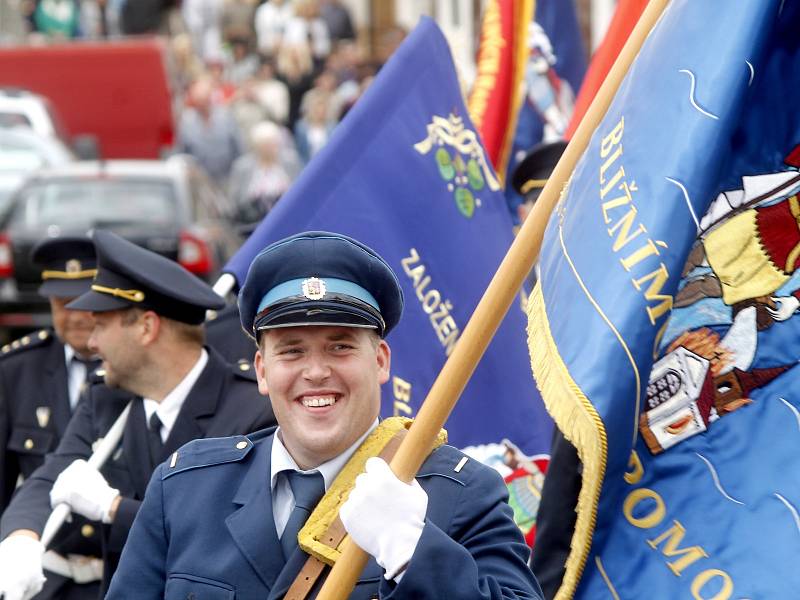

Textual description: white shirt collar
[64,344,90,411]
[143,348,208,442]
[270,418,379,492]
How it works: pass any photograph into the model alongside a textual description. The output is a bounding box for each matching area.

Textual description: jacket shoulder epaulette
[0,329,54,358]
[162,434,256,480]
[232,359,257,383]
[415,444,479,487]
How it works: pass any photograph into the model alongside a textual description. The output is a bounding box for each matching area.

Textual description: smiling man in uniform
[107,230,542,599]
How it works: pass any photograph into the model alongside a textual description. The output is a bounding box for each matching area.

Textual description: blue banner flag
[529,1,800,597]
[224,18,552,464]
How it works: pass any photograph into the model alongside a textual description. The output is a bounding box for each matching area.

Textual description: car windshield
[9,178,177,229]
[0,135,46,171]
[0,111,32,129]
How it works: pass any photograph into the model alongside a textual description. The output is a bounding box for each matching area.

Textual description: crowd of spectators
[2,0,396,229]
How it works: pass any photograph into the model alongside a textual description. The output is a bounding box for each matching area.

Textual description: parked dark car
[0,156,241,330]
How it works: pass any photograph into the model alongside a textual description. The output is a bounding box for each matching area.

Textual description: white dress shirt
[63,345,94,411]
[142,349,208,443]
[270,419,379,537]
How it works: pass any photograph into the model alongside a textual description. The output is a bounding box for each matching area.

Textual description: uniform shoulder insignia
[162,435,255,480]
[1,329,52,357]
[416,444,472,486]
[233,359,257,382]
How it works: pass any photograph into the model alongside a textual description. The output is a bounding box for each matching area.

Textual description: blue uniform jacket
[108,427,543,599]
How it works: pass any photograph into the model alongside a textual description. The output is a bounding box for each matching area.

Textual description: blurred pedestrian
[0,231,276,598]
[276,41,315,128]
[249,56,291,125]
[254,0,293,57]
[170,33,205,101]
[319,0,354,44]
[299,69,343,122]
[229,120,294,228]
[224,36,260,85]
[182,0,224,62]
[119,0,170,35]
[27,0,81,39]
[219,0,256,48]
[0,237,101,600]
[177,76,245,185]
[283,0,330,69]
[294,92,335,164]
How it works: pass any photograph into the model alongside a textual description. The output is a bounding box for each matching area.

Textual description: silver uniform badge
[36,406,51,428]
[301,277,326,300]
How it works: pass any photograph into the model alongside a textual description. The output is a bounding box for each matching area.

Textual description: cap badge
[301,277,326,300]
[65,259,82,273]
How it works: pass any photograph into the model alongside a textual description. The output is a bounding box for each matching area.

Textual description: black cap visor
[39,278,94,299]
[254,297,385,336]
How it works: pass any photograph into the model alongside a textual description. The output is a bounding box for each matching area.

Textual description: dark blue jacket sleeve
[105,464,167,599]
[382,463,543,600]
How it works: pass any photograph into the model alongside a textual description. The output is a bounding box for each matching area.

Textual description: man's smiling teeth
[302,396,337,407]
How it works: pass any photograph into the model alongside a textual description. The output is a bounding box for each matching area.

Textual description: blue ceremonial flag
[224,17,552,461]
[529,0,800,597]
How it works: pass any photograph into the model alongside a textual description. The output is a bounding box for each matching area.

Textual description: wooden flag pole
[316,1,670,597]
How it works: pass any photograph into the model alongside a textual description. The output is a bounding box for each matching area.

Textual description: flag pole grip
[316,1,670,597]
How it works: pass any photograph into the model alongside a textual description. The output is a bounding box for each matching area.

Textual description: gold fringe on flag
[527,283,608,600]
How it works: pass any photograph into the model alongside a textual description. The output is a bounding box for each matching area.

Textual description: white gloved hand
[50,459,120,524]
[339,457,428,580]
[0,534,46,600]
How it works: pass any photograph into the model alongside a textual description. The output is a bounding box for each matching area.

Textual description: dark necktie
[147,412,164,468]
[72,355,101,388]
[281,471,325,560]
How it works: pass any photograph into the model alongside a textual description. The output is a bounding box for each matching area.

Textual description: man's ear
[376,339,391,385]
[254,348,269,396]
[139,311,161,346]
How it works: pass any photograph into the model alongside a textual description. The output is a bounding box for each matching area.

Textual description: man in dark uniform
[528,431,581,600]
[0,237,103,600]
[108,231,543,599]
[0,230,275,600]
[205,302,261,365]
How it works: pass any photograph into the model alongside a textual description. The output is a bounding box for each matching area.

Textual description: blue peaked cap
[239,231,403,339]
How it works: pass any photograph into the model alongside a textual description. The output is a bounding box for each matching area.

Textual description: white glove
[50,459,120,524]
[339,457,428,580]
[0,535,46,600]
